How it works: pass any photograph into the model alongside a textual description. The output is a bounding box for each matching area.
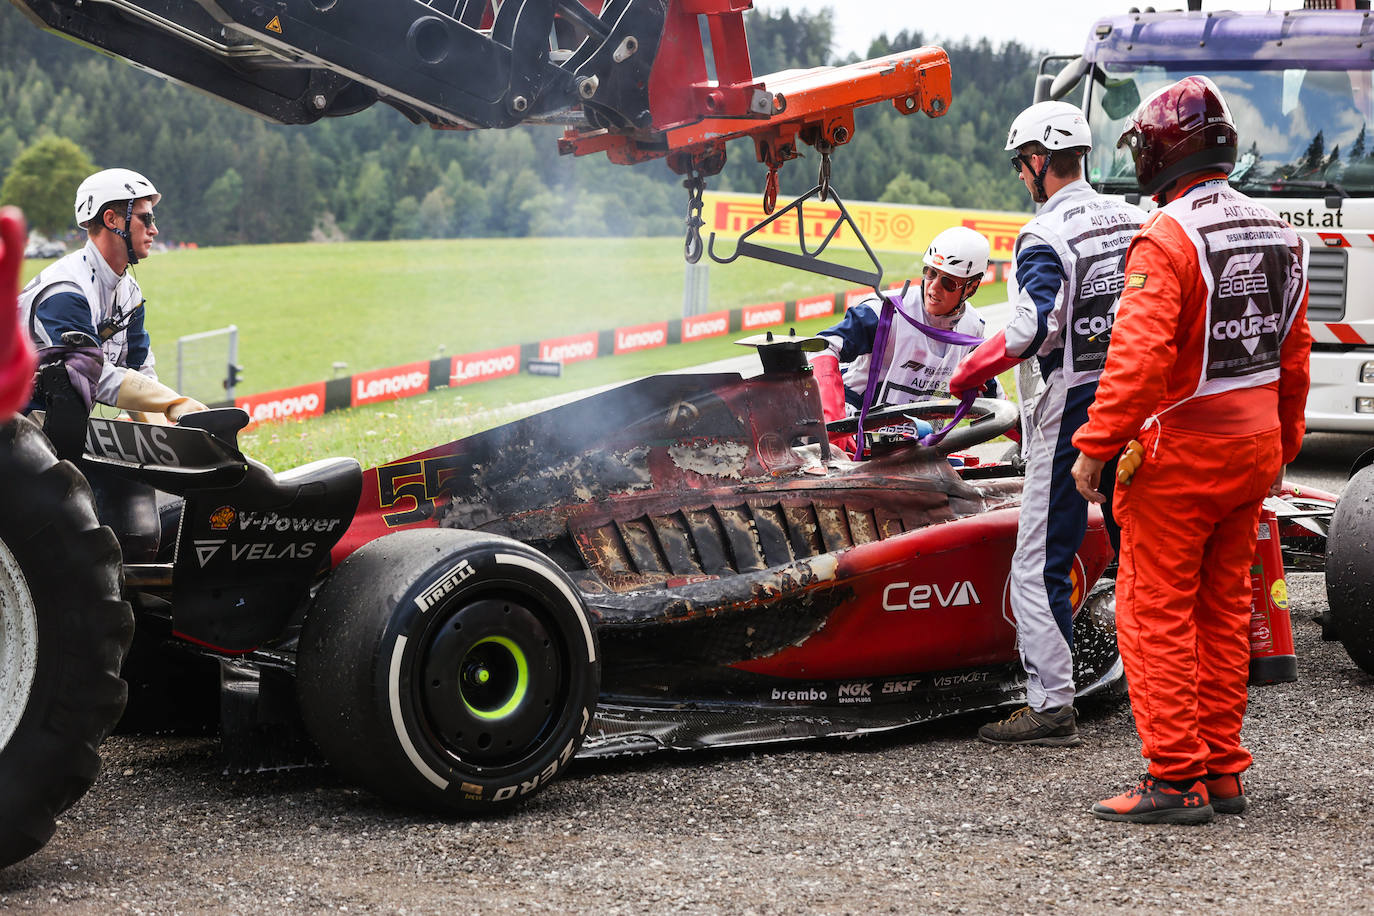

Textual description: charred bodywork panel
[333,367,1118,755]
[82,359,1118,758]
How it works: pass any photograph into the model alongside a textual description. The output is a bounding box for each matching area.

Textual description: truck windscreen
[1087,65,1374,198]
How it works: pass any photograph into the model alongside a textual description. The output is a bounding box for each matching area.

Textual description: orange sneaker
[1091,774,1214,825]
[1205,773,1247,815]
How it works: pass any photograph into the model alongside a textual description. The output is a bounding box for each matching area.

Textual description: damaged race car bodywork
[335,364,1122,761]
[98,344,1123,814]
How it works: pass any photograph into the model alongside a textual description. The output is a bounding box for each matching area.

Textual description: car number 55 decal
[377,455,464,527]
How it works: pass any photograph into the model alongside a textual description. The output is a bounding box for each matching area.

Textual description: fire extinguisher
[1249,506,1297,685]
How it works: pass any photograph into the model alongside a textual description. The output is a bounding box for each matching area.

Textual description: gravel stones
[3,435,1371,913]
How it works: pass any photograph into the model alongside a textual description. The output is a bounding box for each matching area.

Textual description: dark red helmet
[1117,75,1238,195]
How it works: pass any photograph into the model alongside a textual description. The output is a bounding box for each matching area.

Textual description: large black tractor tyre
[1326,464,1374,675]
[0,416,132,868]
[297,528,600,814]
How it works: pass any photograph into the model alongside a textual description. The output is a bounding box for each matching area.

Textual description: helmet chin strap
[1032,152,1053,204]
[113,200,139,267]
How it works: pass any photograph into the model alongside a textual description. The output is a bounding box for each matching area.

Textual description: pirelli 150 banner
[702,191,1030,260]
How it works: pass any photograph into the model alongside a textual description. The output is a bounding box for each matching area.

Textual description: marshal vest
[838,286,988,409]
[18,240,150,403]
[1158,179,1307,398]
[1016,183,1145,389]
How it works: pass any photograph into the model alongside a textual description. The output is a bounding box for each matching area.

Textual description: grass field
[22,236,1011,469]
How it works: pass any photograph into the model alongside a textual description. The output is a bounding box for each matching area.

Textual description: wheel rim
[460,636,530,720]
[416,595,567,768]
[0,537,39,751]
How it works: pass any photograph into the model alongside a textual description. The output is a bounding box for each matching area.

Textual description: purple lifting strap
[854,293,984,455]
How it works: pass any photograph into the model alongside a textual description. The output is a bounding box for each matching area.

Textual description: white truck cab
[1041,0,1374,432]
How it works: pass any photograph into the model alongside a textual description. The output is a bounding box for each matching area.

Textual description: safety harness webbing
[855,292,983,455]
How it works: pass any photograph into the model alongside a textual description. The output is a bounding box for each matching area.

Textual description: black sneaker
[1092,774,1214,825]
[1205,773,1247,815]
[977,705,1082,747]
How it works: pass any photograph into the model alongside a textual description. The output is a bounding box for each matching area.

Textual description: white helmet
[1005,101,1093,152]
[923,227,989,280]
[74,168,160,228]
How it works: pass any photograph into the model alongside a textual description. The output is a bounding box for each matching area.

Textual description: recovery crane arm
[9,1,948,172]
[9,0,951,276]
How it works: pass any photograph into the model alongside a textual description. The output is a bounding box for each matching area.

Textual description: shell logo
[1069,558,1086,610]
[1270,579,1289,610]
[209,506,236,530]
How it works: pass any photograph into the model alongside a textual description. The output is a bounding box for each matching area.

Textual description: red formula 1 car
[113,338,1122,809]
[6,330,1352,869]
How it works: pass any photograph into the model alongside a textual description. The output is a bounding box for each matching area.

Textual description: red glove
[810,352,857,457]
[0,207,37,417]
[950,330,1020,399]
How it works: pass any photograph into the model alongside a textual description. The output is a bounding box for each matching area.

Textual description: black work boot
[977,704,1081,747]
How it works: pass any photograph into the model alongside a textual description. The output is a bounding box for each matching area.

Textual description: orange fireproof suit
[1072,173,1311,781]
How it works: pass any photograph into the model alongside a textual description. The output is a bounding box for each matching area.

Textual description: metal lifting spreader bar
[561,40,952,262]
[704,185,888,293]
[559,44,953,164]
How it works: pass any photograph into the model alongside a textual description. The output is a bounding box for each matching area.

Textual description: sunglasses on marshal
[923,267,967,293]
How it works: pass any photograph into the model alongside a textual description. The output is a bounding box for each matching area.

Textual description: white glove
[116,371,207,422]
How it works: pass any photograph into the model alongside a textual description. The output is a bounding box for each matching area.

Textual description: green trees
[0,4,1044,247]
[0,135,93,236]
[881,173,953,208]
[200,168,244,246]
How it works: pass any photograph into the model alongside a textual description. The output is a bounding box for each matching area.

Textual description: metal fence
[175,325,240,405]
[683,261,710,317]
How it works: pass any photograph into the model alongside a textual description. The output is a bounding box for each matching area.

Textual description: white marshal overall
[1004,179,1144,712]
[19,238,157,406]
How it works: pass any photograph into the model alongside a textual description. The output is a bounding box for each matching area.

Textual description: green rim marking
[463,635,529,720]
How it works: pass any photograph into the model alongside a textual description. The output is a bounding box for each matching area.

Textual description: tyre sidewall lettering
[382,541,597,805]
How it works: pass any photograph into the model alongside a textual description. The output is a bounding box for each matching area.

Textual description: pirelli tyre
[0,415,132,869]
[1325,464,1374,675]
[297,528,599,813]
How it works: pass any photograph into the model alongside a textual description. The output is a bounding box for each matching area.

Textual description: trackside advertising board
[795,293,836,321]
[232,293,870,429]
[450,345,520,386]
[236,381,327,426]
[742,301,786,330]
[682,309,731,341]
[538,331,599,365]
[236,237,1023,430]
[845,288,875,311]
[613,321,669,355]
[352,361,431,407]
[702,191,1030,260]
